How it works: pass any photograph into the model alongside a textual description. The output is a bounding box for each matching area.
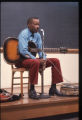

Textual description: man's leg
[21,58,40,84]
[20,58,40,99]
[46,58,63,96]
[46,58,63,83]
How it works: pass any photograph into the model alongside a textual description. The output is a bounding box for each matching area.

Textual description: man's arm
[18,32,36,59]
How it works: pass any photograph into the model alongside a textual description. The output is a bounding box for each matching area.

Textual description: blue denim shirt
[18,28,46,59]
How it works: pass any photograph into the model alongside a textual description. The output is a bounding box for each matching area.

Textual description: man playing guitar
[15,17,63,99]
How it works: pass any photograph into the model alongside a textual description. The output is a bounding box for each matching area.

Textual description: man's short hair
[27,17,39,25]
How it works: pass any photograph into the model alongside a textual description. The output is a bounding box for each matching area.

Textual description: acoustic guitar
[3,37,67,64]
[3,37,38,64]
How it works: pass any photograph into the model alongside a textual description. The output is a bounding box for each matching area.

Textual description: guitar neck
[30,47,67,53]
[44,48,60,53]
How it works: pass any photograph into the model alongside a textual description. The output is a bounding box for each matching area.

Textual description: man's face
[28,19,40,33]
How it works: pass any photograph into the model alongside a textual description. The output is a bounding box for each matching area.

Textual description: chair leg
[20,71,23,98]
[11,72,14,94]
[28,72,30,94]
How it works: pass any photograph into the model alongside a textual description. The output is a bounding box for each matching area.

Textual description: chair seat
[12,67,28,72]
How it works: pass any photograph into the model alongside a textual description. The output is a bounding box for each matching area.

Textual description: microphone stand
[39,29,50,99]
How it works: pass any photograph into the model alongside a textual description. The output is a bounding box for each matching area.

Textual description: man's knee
[51,58,60,65]
[32,59,40,66]
[55,58,60,63]
[50,58,59,63]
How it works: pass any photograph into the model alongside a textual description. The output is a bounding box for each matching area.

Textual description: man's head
[27,17,40,33]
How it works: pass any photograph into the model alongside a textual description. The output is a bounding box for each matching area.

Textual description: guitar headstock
[59,47,67,53]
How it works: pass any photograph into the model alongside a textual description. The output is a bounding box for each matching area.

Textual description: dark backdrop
[1,2,79,48]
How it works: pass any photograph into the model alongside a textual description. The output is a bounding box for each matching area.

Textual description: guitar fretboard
[30,47,67,53]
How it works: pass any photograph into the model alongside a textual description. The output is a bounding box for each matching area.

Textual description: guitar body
[3,37,20,64]
[3,37,37,64]
[28,40,37,57]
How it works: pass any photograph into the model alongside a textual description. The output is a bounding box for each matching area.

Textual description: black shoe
[49,87,63,96]
[28,89,40,99]
[49,87,55,96]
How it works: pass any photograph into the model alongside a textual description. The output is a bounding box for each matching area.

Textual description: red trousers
[15,58,63,84]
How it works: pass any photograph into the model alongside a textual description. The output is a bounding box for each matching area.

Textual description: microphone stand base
[39,93,50,99]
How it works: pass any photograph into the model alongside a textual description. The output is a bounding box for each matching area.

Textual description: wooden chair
[11,65,43,98]
[3,37,44,98]
[11,65,30,98]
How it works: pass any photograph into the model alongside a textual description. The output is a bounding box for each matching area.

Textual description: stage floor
[1,86,79,120]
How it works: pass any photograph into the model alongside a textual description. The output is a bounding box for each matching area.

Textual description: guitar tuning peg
[60,47,67,53]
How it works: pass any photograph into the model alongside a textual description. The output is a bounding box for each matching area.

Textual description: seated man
[15,17,63,99]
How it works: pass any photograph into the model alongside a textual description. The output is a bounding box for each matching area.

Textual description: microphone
[40,29,44,36]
